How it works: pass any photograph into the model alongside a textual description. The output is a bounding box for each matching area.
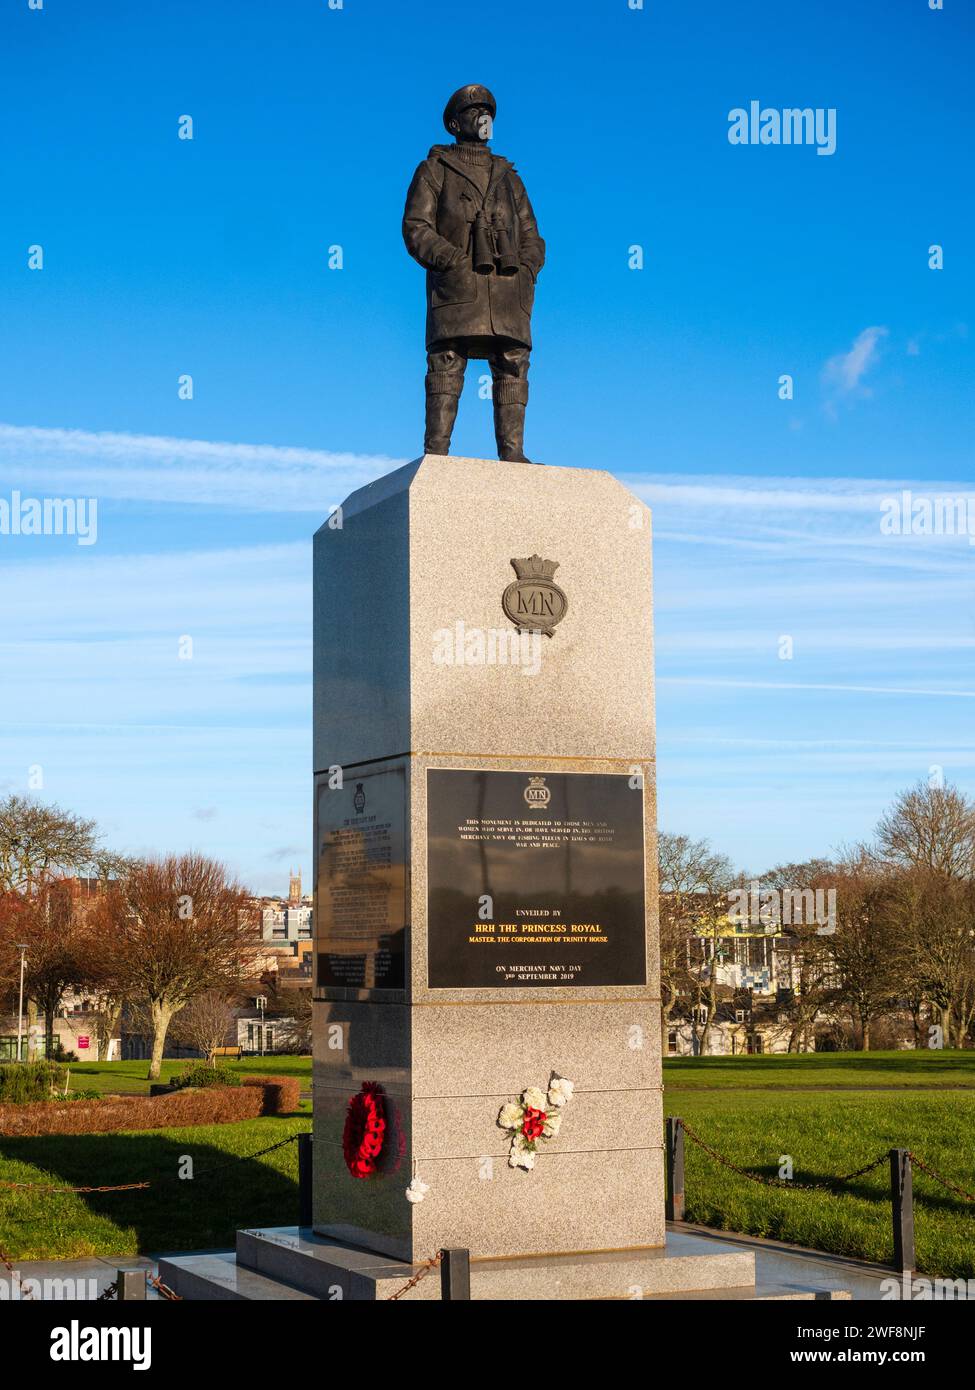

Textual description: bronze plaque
[426,768,646,989]
[315,765,407,991]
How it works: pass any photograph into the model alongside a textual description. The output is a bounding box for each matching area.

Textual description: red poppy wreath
[342,1081,404,1179]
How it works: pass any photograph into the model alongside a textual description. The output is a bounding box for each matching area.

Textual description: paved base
[6,1224,883,1300]
[158,1226,851,1301]
[669,1222,896,1301]
[0,1254,162,1301]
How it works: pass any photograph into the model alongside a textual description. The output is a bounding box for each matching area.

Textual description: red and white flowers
[497,1075,574,1170]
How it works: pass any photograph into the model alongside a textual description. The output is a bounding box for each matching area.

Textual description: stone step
[235,1225,757,1301]
[158,1253,316,1301]
[647,1285,852,1301]
[158,1251,852,1302]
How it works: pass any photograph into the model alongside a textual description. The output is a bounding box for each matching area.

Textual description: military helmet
[442,84,497,134]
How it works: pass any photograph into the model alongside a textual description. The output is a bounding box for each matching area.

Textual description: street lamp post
[256,995,267,1056]
[16,944,28,1062]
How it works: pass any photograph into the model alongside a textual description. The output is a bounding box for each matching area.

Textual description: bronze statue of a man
[403,84,545,463]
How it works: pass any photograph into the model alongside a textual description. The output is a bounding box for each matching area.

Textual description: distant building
[664,997,794,1057]
[686,922,800,998]
[663,891,822,1056]
[250,871,313,944]
[0,986,121,1062]
[261,904,312,944]
[236,1009,306,1056]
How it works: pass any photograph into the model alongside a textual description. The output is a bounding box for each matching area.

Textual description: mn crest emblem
[524,776,551,809]
[502,555,568,638]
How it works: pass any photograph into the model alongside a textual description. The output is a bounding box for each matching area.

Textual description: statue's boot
[424,386,460,455]
[493,399,538,464]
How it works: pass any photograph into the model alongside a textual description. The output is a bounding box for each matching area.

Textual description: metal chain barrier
[679,1118,889,1193]
[95,1274,183,1301]
[908,1151,975,1204]
[0,1178,151,1193]
[168,1132,301,1186]
[386,1250,443,1301]
[0,1132,303,1299]
[149,1274,183,1301]
[0,1132,301,1196]
[0,1240,35,1299]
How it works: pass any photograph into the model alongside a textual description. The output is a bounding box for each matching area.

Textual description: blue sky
[1,0,973,892]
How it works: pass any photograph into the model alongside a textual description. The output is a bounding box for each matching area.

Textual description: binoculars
[473,211,519,276]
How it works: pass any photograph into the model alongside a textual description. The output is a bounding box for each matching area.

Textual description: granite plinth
[313,455,655,771]
[312,455,660,1261]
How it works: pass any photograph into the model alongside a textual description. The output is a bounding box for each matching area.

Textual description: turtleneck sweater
[453,140,492,197]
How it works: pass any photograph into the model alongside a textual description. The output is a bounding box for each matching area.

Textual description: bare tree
[93,854,260,1078]
[168,990,238,1063]
[827,858,906,1049]
[267,983,313,1054]
[0,892,31,1018]
[0,881,99,1054]
[876,782,975,880]
[755,860,839,1052]
[657,833,736,1054]
[0,795,102,894]
[90,989,126,1061]
[890,867,975,1049]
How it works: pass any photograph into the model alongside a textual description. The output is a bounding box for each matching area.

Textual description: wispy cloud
[822,325,889,401]
[0,422,404,512]
[3,418,973,886]
[661,677,975,699]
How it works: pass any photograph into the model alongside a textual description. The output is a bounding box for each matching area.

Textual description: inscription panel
[427,769,646,989]
[315,765,407,991]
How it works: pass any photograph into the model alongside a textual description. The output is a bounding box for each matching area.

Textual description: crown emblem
[502,555,568,638]
[509,554,560,582]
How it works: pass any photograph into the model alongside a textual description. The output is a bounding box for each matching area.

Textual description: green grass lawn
[62,1054,312,1097]
[663,1048,975,1089]
[0,1113,311,1260]
[4,1050,974,1274]
[664,1089,975,1279]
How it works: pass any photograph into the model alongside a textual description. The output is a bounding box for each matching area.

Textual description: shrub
[171,1065,242,1091]
[243,1074,301,1115]
[0,1084,265,1137]
[0,1062,69,1104]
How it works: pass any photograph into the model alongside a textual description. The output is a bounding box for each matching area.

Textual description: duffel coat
[402,144,545,349]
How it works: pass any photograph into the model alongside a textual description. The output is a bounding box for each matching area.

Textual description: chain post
[889,1148,915,1274]
[298,1131,313,1226]
[117,1269,147,1300]
[666,1117,685,1221]
[440,1248,471,1300]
